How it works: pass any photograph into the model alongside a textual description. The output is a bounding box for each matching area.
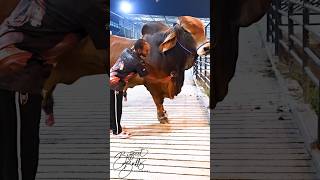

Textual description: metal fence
[194,23,210,90]
[267,0,320,145]
[110,11,142,38]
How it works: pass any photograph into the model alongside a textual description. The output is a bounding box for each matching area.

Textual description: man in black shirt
[0,0,106,179]
[110,39,150,138]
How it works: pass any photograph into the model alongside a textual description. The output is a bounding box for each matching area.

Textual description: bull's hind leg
[151,95,168,124]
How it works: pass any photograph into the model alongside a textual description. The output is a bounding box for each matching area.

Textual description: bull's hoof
[158,111,169,124]
[159,116,169,124]
[45,113,55,127]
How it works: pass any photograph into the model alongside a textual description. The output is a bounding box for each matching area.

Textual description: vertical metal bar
[288,0,294,50]
[204,56,207,78]
[267,11,270,42]
[318,81,320,144]
[303,0,310,50]
[199,56,202,80]
[274,0,281,55]
[194,57,196,75]
[303,0,311,103]
[271,2,275,43]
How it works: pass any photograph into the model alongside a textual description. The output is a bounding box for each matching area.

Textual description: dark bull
[211,0,272,108]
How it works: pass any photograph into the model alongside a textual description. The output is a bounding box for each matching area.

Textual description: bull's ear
[159,31,177,53]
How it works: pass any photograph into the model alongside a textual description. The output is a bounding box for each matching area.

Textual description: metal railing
[194,23,211,90]
[194,55,210,89]
[267,0,320,145]
[110,11,142,38]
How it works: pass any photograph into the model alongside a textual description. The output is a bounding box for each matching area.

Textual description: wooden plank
[110,172,209,180]
[212,166,315,173]
[212,148,307,154]
[211,154,310,160]
[110,139,210,145]
[36,172,107,179]
[212,138,304,143]
[211,143,305,149]
[111,143,209,150]
[212,129,300,134]
[212,173,315,180]
[111,147,209,156]
[213,133,301,138]
[110,151,210,161]
[110,159,209,168]
[213,159,313,167]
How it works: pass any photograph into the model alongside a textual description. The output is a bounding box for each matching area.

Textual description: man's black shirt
[111,48,149,80]
[110,48,149,91]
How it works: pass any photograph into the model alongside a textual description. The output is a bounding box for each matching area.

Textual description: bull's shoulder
[110,35,135,48]
[110,35,135,68]
[110,35,133,42]
[141,22,169,37]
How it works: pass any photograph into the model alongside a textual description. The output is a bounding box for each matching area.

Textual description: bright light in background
[120,1,132,14]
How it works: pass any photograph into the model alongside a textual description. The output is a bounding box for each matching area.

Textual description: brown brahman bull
[111,16,210,123]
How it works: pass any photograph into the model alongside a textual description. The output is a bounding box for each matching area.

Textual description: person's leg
[110,90,124,135]
[19,93,42,180]
[0,89,19,180]
[110,89,117,133]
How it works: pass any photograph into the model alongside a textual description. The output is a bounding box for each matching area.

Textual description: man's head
[134,39,150,59]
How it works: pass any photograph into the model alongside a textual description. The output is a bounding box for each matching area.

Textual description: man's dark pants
[0,89,42,180]
[110,89,123,135]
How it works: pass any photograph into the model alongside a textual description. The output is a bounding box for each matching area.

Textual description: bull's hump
[142,22,169,37]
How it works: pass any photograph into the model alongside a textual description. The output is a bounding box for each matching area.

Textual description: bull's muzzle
[197,41,210,56]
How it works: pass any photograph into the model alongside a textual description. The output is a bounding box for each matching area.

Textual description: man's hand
[110,76,121,86]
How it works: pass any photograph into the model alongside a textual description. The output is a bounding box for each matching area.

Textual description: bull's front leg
[42,69,62,127]
[151,94,168,124]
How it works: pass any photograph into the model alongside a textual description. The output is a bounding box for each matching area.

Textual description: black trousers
[110,90,123,135]
[0,89,42,180]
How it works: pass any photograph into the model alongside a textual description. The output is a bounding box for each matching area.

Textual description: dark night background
[110,0,210,17]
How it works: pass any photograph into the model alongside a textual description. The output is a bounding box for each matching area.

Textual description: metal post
[288,0,294,50]
[274,0,281,56]
[267,11,270,42]
[204,56,207,78]
[302,0,311,102]
[199,56,202,79]
[271,8,275,43]
[195,57,199,78]
[318,82,320,146]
